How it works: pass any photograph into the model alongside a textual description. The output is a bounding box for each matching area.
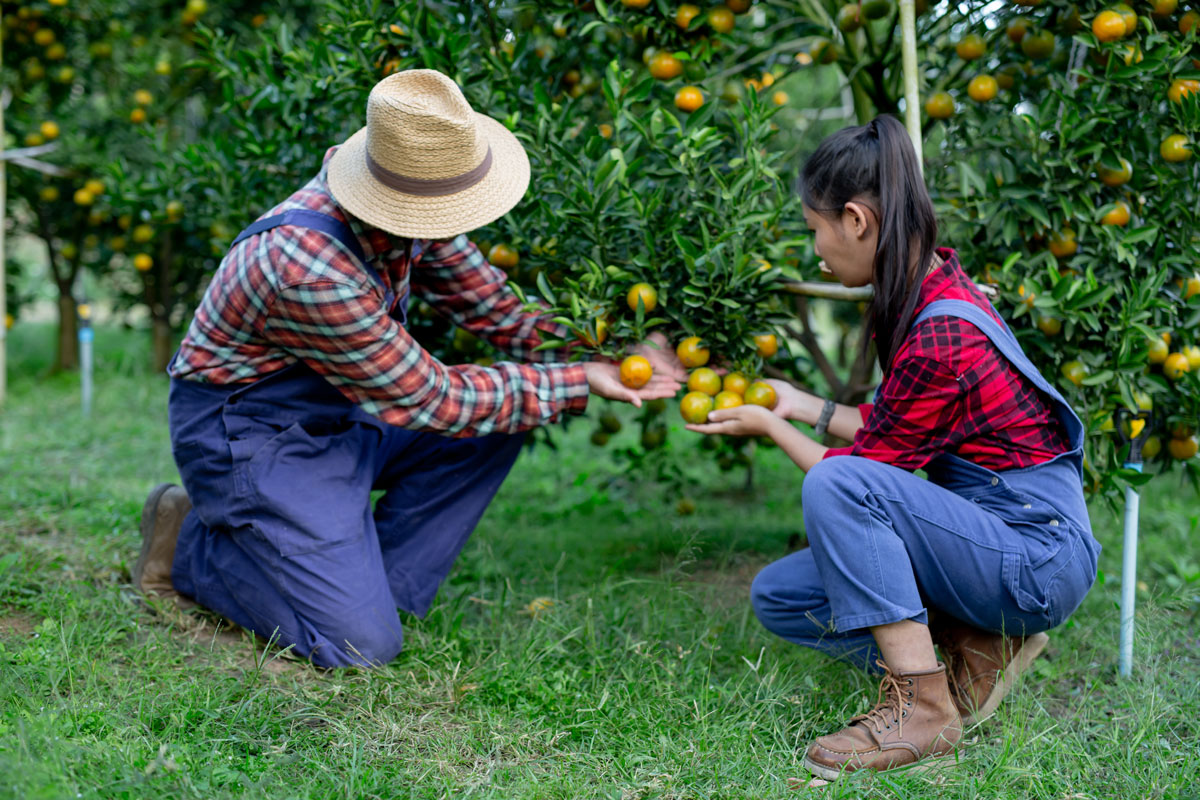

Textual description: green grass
[1,324,1198,799]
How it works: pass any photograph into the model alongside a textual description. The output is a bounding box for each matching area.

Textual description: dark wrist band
[813,398,836,437]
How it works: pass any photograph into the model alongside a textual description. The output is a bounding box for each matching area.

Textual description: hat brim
[326,112,530,240]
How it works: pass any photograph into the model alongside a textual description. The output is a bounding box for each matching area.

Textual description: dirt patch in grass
[0,608,41,638]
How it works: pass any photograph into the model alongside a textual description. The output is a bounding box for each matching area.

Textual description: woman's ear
[842,201,875,241]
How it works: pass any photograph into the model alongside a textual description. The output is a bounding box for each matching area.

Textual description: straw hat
[327,69,530,240]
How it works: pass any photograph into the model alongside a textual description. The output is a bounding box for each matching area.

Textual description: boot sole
[133,483,195,609]
[962,631,1049,727]
[802,749,957,782]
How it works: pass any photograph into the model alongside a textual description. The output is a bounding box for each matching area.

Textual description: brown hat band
[365,147,493,197]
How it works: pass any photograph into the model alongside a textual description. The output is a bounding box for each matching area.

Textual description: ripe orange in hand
[1101,200,1130,226]
[754,333,778,358]
[968,75,998,102]
[687,368,722,396]
[626,282,658,313]
[487,243,520,269]
[722,372,749,396]
[1091,10,1126,42]
[744,381,777,409]
[680,391,715,424]
[674,86,704,113]
[620,355,653,389]
[676,336,710,368]
[714,390,744,410]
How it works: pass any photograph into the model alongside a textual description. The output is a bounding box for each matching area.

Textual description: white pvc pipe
[1118,468,1141,677]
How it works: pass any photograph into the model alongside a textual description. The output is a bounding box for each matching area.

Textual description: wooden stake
[898,0,923,173]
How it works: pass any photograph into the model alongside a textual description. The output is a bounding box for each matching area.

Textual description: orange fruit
[1061,360,1086,386]
[133,253,154,271]
[1147,336,1169,364]
[1036,315,1062,336]
[1183,274,1200,300]
[1112,3,1137,34]
[925,92,955,119]
[687,367,722,396]
[37,186,59,202]
[1168,435,1198,460]
[1163,352,1190,380]
[955,34,986,61]
[110,236,126,252]
[598,123,613,139]
[134,89,153,106]
[1181,11,1199,34]
[73,188,95,206]
[132,224,154,243]
[714,390,744,410]
[487,243,520,269]
[1048,228,1077,258]
[621,0,651,6]
[1141,435,1162,459]
[1007,17,1030,43]
[744,381,777,409]
[130,108,147,124]
[166,200,184,222]
[811,39,839,64]
[1151,0,1177,16]
[675,4,702,28]
[708,6,735,33]
[648,51,684,80]
[1096,156,1132,187]
[674,86,704,112]
[1091,10,1126,42]
[837,4,863,32]
[1101,200,1130,226]
[39,120,60,140]
[722,372,749,396]
[620,355,654,389]
[725,0,752,11]
[771,90,789,106]
[579,318,609,347]
[754,333,778,358]
[1161,134,1193,163]
[1182,345,1200,370]
[676,336,710,368]
[626,282,658,313]
[679,391,715,424]
[1021,29,1055,59]
[968,75,998,102]
[1168,78,1200,105]
[84,179,105,196]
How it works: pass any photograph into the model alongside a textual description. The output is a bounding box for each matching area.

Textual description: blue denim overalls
[751,299,1102,671]
[167,211,525,668]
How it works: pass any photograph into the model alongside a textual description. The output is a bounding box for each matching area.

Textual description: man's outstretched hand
[629,332,687,383]
[584,362,681,408]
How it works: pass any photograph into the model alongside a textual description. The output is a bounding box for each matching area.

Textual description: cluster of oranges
[1147,331,1200,382]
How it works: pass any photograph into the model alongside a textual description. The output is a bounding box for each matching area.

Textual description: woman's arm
[685,406,829,472]
[766,380,866,441]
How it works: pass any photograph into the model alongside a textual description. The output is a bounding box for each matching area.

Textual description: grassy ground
[1,324,1198,799]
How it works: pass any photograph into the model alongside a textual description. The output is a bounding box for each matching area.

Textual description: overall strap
[912,300,1066,405]
[230,209,392,301]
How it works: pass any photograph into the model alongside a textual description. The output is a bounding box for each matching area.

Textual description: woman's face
[802,200,878,288]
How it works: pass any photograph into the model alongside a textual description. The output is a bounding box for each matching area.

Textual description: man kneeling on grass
[134,70,683,668]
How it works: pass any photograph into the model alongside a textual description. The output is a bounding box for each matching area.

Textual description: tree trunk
[56,290,79,372]
[152,317,173,374]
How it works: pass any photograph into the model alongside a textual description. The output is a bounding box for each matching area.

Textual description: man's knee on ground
[309,618,404,669]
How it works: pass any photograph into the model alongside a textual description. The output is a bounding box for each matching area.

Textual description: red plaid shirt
[825,249,1070,471]
[171,148,589,437]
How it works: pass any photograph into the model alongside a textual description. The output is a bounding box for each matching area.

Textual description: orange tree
[921,1,1200,494]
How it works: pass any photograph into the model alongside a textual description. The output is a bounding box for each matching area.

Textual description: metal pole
[1118,463,1141,677]
[897,0,923,172]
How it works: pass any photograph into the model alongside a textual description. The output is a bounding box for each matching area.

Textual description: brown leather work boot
[133,483,195,609]
[803,662,962,781]
[932,619,1049,727]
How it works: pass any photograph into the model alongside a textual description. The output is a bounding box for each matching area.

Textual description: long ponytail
[800,115,937,373]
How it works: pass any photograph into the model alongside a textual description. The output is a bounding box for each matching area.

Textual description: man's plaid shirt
[170,148,589,437]
[824,249,1070,471]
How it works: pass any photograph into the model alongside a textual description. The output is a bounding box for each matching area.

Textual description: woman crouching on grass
[686,114,1100,781]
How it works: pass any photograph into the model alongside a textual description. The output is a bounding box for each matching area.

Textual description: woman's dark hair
[800,114,937,373]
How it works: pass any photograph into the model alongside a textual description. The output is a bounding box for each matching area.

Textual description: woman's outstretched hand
[684,404,782,438]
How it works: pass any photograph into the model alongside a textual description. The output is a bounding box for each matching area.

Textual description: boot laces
[851,661,913,738]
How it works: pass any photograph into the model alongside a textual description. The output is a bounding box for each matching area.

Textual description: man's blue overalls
[168,211,525,668]
[752,300,1102,671]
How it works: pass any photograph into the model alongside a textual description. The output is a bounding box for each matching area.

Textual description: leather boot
[932,618,1049,726]
[133,483,195,609]
[803,662,962,781]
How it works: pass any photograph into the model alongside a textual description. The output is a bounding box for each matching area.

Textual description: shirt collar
[343,211,414,264]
